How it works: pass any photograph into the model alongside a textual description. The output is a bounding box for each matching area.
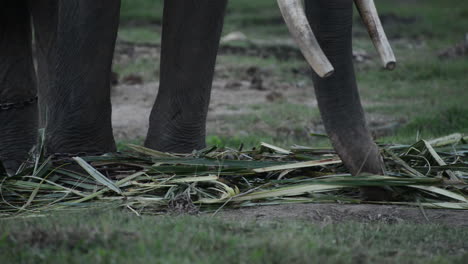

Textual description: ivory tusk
[354,0,396,70]
[277,0,334,78]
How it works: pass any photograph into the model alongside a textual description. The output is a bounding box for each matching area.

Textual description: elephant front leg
[305,0,392,200]
[0,2,38,173]
[30,0,120,155]
[304,0,383,175]
[145,0,228,153]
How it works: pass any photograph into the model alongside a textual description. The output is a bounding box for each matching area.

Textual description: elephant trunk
[304,0,383,175]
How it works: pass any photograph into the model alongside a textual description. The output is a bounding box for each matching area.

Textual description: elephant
[0,0,227,173]
[0,0,395,195]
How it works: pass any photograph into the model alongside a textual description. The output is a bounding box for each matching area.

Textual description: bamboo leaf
[260,142,291,154]
[73,157,122,194]
[253,158,341,173]
[409,185,468,203]
[168,175,219,183]
[71,171,145,204]
[422,140,459,180]
[1,133,468,217]
[427,133,463,147]
[232,184,345,202]
[127,144,177,158]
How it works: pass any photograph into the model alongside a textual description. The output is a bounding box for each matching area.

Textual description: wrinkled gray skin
[0,0,383,184]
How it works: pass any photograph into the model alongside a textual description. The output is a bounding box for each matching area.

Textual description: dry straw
[1,133,467,218]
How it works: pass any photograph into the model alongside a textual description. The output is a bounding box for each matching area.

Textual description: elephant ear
[277,0,334,78]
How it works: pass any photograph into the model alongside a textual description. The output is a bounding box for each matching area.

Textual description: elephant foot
[1,159,24,176]
[0,102,38,176]
[45,132,117,157]
[43,107,116,156]
[145,122,206,154]
[144,131,206,154]
[145,102,207,153]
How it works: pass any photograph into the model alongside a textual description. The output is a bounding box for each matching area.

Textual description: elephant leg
[304,0,384,176]
[29,0,120,155]
[145,0,228,153]
[0,1,38,173]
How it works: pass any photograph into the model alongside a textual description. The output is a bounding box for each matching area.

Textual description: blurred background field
[2,1,467,263]
[112,0,468,150]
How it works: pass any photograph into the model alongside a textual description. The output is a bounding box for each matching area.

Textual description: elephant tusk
[277,0,334,78]
[354,0,396,70]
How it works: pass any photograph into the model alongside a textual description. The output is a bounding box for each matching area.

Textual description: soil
[111,79,316,140]
[111,42,403,141]
[217,203,468,226]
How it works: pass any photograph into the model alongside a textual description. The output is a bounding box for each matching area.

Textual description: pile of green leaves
[1,134,467,218]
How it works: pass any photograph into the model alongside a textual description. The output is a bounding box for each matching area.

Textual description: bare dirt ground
[218,204,468,226]
[111,80,318,140]
[111,42,403,141]
[111,41,319,140]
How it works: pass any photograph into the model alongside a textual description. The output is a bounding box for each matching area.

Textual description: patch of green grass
[119,0,468,45]
[246,103,319,129]
[1,210,467,263]
[113,57,157,82]
[221,0,287,38]
[374,0,468,46]
[360,58,468,83]
[358,53,467,143]
[118,27,161,44]
[116,138,144,151]
[119,0,288,40]
[383,106,468,143]
[359,57,467,107]
[120,0,162,23]
[207,103,329,149]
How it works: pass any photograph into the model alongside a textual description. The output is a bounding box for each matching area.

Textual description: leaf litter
[0,133,467,218]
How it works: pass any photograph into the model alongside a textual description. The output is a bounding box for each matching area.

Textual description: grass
[113,56,158,82]
[116,138,144,151]
[117,27,161,44]
[374,0,468,45]
[382,107,468,143]
[115,0,468,149]
[120,0,162,24]
[118,0,468,44]
[212,102,324,147]
[1,210,467,264]
[6,1,463,262]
